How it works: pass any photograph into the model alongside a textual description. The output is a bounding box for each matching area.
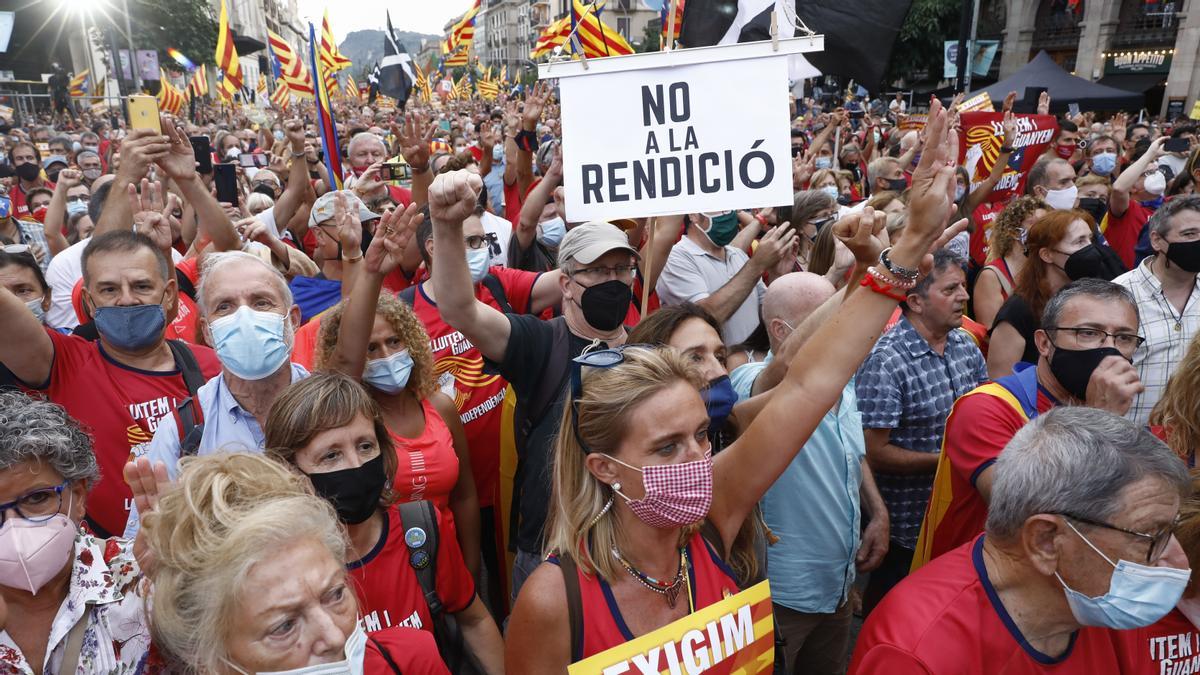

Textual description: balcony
[1110,10,1180,49]
[1031,10,1081,51]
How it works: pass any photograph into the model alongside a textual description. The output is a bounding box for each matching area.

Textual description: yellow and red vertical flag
[157,69,185,115]
[443,0,480,54]
[69,70,89,96]
[320,10,353,73]
[270,78,291,109]
[571,0,634,57]
[190,64,209,98]
[345,75,361,100]
[661,0,684,49]
[215,0,244,90]
[309,21,345,190]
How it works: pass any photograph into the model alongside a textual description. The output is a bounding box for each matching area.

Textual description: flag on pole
[478,73,499,100]
[267,30,315,98]
[345,75,360,100]
[309,21,345,190]
[443,46,470,67]
[257,77,268,99]
[215,0,244,90]
[571,0,634,58]
[378,10,416,109]
[413,61,432,102]
[324,70,339,98]
[157,69,185,115]
[443,0,480,54]
[69,70,89,97]
[661,0,684,49]
[532,15,572,59]
[190,64,209,98]
[320,10,353,73]
[271,78,291,109]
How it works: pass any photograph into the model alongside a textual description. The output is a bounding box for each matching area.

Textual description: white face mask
[1144,171,1168,196]
[226,622,366,675]
[1043,184,1078,211]
[25,296,46,323]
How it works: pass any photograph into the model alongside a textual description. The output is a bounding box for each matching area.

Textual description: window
[617,17,631,40]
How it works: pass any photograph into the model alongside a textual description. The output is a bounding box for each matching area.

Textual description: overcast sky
[294,0,476,41]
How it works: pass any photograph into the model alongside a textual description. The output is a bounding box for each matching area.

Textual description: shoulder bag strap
[57,608,91,675]
[557,552,585,664]
[369,636,404,675]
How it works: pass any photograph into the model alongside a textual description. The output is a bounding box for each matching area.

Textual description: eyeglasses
[1045,326,1145,354]
[1055,512,1181,565]
[0,480,69,527]
[464,233,499,251]
[570,344,655,453]
[570,264,637,284]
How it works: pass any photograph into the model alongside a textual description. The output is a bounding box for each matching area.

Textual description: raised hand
[1037,91,1051,116]
[1002,91,1017,114]
[522,80,550,129]
[115,128,171,184]
[155,115,198,182]
[393,111,435,170]
[751,222,797,272]
[1002,110,1017,149]
[364,202,421,275]
[905,98,957,247]
[833,206,888,266]
[429,169,483,227]
[333,191,363,259]
[56,168,82,188]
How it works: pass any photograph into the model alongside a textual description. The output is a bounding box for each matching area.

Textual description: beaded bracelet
[879,247,919,282]
[860,273,909,302]
[867,264,917,290]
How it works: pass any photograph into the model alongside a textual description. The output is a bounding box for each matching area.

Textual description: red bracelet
[755,214,768,226]
[860,274,908,302]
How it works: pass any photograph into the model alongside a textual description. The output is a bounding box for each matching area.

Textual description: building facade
[998,0,1198,117]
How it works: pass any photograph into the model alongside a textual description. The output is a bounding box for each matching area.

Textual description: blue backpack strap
[996,362,1041,420]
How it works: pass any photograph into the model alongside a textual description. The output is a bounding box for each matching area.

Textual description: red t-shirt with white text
[1114,607,1200,674]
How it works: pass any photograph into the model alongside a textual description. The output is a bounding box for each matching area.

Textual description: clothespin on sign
[770,11,779,51]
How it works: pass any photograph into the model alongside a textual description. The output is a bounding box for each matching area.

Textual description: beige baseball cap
[557,221,640,267]
[308,190,380,228]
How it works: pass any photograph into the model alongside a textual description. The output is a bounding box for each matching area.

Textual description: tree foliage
[885,0,963,84]
[120,0,219,68]
[638,20,662,53]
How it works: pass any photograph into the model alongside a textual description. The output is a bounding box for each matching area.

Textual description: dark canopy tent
[963,51,1143,113]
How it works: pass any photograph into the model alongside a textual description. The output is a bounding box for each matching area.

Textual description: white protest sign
[543,38,822,222]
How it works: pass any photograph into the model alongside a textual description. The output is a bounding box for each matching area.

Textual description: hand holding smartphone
[214,163,239,206]
[128,95,162,133]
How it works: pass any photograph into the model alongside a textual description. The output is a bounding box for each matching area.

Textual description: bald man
[730,272,889,675]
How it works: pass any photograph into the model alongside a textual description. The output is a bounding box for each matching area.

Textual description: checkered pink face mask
[609,454,713,529]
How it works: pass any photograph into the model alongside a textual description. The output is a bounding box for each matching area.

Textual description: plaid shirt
[855,316,987,549]
[1114,258,1200,425]
[11,219,51,272]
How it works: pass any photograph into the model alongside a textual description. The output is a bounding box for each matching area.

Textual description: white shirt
[45,238,186,330]
[656,235,765,345]
[1114,257,1200,425]
[481,211,512,268]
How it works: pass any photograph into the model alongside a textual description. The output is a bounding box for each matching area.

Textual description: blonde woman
[503,99,962,672]
[138,452,447,673]
[1149,333,1200,465]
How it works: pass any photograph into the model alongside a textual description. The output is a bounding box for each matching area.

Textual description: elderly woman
[0,391,150,674]
[139,451,448,674]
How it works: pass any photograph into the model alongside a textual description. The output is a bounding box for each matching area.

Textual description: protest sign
[90,101,108,117]
[544,38,822,222]
[898,113,927,132]
[958,91,994,113]
[568,580,774,675]
[959,111,1057,203]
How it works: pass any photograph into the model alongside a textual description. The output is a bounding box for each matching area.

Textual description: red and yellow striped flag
[345,75,360,100]
[443,0,480,55]
[443,47,470,67]
[190,64,209,98]
[532,15,571,59]
[257,77,268,99]
[267,30,315,99]
[270,78,291,109]
[572,0,634,58]
[157,69,185,115]
[320,10,352,74]
[215,0,244,90]
[413,61,432,102]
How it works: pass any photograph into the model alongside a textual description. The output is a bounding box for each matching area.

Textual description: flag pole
[665,0,679,52]
[641,217,655,315]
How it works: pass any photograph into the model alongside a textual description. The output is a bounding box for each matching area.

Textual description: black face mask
[1048,344,1124,402]
[306,454,387,525]
[1165,239,1200,274]
[1077,197,1108,225]
[252,184,279,198]
[46,168,62,184]
[1063,244,1125,281]
[15,162,40,182]
[885,177,907,192]
[577,279,632,331]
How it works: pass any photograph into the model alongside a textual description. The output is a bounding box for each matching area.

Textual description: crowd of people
[1,74,1200,675]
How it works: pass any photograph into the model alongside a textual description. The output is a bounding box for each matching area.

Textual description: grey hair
[986,407,1190,539]
[1148,195,1200,238]
[0,390,98,484]
[868,157,900,185]
[196,250,293,317]
[347,131,386,156]
[1041,278,1138,330]
[903,249,964,311]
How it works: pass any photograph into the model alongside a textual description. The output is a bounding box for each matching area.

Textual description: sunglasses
[569,344,655,454]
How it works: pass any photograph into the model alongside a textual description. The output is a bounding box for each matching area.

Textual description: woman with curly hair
[973,195,1049,328]
[1149,332,1200,465]
[313,207,482,581]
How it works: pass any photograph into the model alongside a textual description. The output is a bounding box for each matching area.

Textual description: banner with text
[567,580,774,675]
[558,57,793,221]
[959,111,1058,203]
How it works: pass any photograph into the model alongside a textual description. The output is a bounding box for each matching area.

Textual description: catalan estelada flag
[345,75,361,100]
[532,15,571,59]
[571,0,634,58]
[215,0,244,90]
[68,70,89,97]
[413,61,432,102]
[267,30,315,99]
[309,21,344,190]
[320,10,352,74]
[443,0,480,55]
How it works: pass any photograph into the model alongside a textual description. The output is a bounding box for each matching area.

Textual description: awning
[1096,72,1167,93]
[233,34,267,56]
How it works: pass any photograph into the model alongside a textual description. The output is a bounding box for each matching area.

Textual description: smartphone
[1165,137,1191,154]
[213,163,239,206]
[379,161,410,181]
[128,95,161,133]
[189,136,213,175]
[238,153,270,168]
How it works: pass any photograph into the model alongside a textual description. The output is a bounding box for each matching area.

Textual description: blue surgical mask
[25,296,45,323]
[466,247,491,283]
[66,201,88,217]
[492,145,504,163]
[208,306,292,380]
[93,303,166,352]
[819,185,839,202]
[363,349,414,394]
[273,130,285,142]
[955,185,966,202]
[1056,519,1190,629]
[1091,152,1117,176]
[814,156,833,170]
[538,216,566,247]
[701,375,738,436]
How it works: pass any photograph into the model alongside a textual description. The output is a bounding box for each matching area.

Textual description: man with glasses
[914,279,1145,568]
[656,209,794,344]
[428,170,641,603]
[852,406,1190,673]
[1114,196,1200,425]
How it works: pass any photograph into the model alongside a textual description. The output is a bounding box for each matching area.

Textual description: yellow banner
[958,91,995,113]
[1190,101,1200,121]
[567,580,774,675]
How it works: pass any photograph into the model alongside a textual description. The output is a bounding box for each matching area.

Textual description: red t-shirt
[849,535,1123,674]
[969,202,1006,267]
[388,398,458,516]
[923,385,1055,564]
[552,532,742,662]
[409,266,537,507]
[11,180,53,219]
[1105,200,1152,270]
[503,179,523,226]
[32,329,221,536]
[386,185,413,208]
[363,625,449,674]
[349,504,475,635]
[291,314,325,370]
[1114,607,1200,675]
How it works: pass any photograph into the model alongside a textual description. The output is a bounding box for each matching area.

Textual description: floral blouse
[0,532,152,674]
